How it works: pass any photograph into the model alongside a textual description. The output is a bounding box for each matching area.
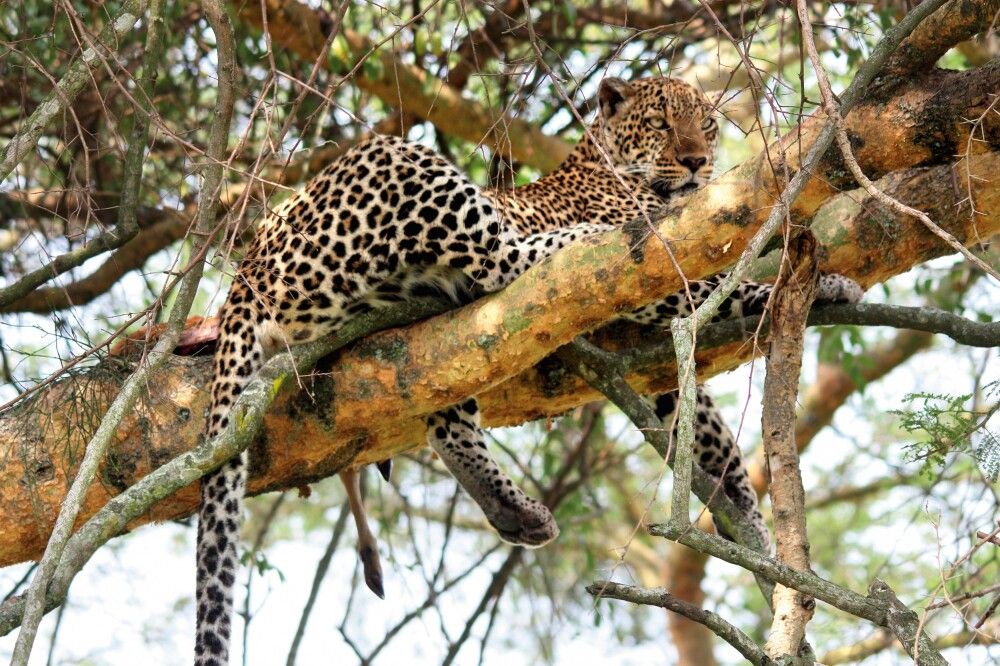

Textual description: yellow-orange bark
[1,147,997,567]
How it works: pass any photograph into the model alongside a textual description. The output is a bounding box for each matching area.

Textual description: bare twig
[286,501,351,666]
[586,580,770,666]
[241,492,288,665]
[441,548,524,666]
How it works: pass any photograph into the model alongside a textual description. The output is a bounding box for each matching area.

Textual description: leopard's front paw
[817,274,864,305]
[489,495,559,548]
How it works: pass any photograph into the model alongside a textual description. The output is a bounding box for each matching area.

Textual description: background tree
[0,0,998,664]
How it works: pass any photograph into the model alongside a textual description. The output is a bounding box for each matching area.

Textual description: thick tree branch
[888,0,1000,75]
[868,579,948,665]
[1,141,998,569]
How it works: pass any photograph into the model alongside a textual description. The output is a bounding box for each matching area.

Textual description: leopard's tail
[195,301,266,665]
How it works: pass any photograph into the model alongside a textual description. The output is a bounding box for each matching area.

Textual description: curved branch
[889,0,1000,74]
[804,303,1000,347]
[587,581,769,666]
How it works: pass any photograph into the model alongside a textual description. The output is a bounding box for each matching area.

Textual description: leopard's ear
[598,77,635,119]
[705,88,727,113]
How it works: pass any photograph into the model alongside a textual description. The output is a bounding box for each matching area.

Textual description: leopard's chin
[651,179,701,198]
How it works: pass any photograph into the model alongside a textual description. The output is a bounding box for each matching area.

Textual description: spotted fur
[194,76,863,664]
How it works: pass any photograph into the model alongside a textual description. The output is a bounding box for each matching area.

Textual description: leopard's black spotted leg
[425,399,558,547]
[653,388,770,550]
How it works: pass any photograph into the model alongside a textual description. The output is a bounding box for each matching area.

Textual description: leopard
[193,75,864,665]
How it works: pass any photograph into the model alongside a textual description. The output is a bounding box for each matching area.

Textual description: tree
[0,0,998,663]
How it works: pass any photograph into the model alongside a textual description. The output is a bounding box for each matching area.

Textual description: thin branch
[760,231,819,660]
[822,622,1000,664]
[0,215,190,314]
[586,581,770,666]
[618,303,1000,377]
[649,523,886,625]
[556,337,776,605]
[115,0,168,238]
[440,548,524,666]
[651,520,961,663]
[285,501,351,666]
[241,492,288,666]
[0,0,147,181]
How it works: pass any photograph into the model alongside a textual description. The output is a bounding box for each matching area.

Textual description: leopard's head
[595,76,719,197]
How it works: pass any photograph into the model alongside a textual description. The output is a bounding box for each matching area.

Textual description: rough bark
[761,232,819,661]
[1,144,997,566]
[867,579,948,665]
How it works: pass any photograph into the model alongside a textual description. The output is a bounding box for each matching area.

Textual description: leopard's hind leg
[653,389,770,550]
[340,467,385,598]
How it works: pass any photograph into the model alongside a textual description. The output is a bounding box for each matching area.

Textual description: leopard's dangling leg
[416,222,614,547]
[425,399,558,547]
[652,388,770,551]
[340,467,385,599]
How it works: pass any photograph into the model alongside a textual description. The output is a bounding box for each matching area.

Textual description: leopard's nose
[680,156,707,173]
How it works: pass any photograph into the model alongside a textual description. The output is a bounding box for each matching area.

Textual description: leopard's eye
[646,117,669,131]
[701,116,717,131]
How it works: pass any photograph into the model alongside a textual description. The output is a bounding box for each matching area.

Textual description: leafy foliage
[894,381,1000,481]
